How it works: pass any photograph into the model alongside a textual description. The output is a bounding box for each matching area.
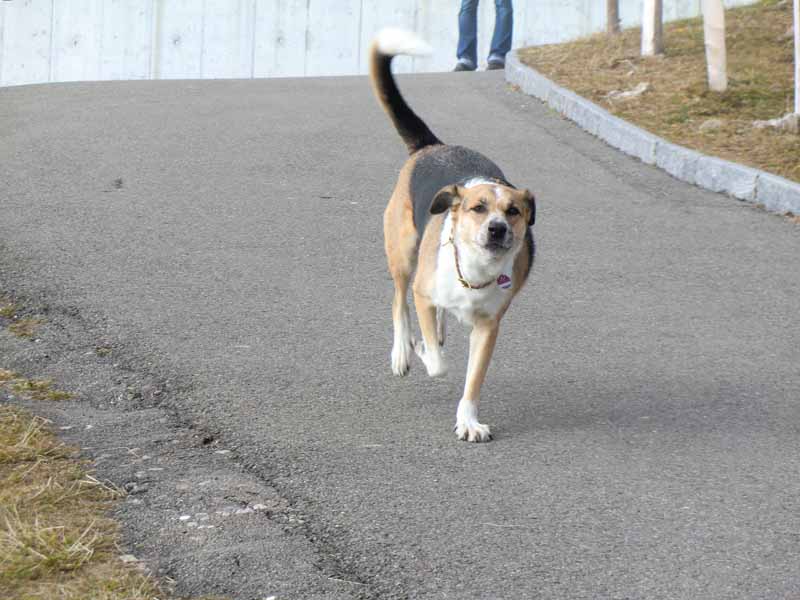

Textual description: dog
[369,29,536,442]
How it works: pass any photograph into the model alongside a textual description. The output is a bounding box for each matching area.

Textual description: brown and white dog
[370,29,535,442]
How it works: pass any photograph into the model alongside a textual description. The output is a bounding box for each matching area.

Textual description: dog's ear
[430,185,463,215]
[523,189,536,226]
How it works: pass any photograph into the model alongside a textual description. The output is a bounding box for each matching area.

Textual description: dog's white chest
[431,216,513,325]
[433,270,507,324]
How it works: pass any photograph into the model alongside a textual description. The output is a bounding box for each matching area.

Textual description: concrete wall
[0,0,753,87]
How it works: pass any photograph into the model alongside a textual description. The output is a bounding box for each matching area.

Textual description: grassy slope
[0,370,223,600]
[1,298,226,599]
[0,401,151,599]
[519,0,799,183]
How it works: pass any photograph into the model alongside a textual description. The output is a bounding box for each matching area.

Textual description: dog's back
[409,145,509,233]
[369,30,513,235]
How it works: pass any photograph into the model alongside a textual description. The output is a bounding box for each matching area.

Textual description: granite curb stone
[757,172,800,213]
[506,50,800,215]
[654,141,703,184]
[694,155,760,201]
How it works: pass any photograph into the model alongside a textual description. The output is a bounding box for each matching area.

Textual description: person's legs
[488,0,513,67]
[456,0,480,70]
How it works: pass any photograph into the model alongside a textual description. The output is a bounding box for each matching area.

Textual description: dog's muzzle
[483,220,512,252]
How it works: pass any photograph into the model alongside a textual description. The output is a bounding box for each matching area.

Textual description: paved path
[2,72,799,599]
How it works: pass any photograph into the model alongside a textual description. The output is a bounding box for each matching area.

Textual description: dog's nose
[488,222,507,240]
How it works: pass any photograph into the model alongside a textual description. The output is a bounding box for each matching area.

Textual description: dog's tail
[369,28,442,155]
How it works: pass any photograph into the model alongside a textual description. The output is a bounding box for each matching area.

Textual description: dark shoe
[453,60,476,72]
[486,60,505,71]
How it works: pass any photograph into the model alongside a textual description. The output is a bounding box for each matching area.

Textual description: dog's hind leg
[385,204,417,376]
[389,269,413,376]
[436,306,446,347]
[413,291,447,377]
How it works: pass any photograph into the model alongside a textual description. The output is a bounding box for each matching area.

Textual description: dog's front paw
[454,399,492,442]
[391,339,413,376]
[454,419,493,442]
[413,340,448,378]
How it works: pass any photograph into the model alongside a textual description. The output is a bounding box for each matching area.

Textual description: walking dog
[370,29,536,442]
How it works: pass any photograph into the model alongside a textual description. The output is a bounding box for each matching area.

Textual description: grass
[1,291,226,598]
[7,319,43,339]
[0,370,72,402]
[0,404,226,600]
[518,0,799,183]
[0,404,132,599]
[0,301,17,319]
[0,294,43,339]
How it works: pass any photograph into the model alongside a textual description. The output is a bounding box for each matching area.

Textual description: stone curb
[505,51,800,215]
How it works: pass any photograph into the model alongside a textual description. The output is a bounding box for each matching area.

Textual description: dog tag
[497,274,512,289]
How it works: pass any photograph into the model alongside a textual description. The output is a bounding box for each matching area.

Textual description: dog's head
[430,183,535,256]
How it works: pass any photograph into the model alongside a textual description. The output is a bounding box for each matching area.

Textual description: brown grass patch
[8,318,43,339]
[10,379,72,402]
[0,370,72,402]
[0,295,45,338]
[0,405,227,600]
[0,302,17,319]
[518,0,798,182]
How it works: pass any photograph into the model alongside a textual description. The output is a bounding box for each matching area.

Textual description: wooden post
[702,0,728,92]
[794,0,799,113]
[607,0,620,35]
[641,0,664,55]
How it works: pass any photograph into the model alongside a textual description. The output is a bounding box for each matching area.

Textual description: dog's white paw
[391,338,413,376]
[454,419,493,442]
[454,399,492,442]
[413,340,448,378]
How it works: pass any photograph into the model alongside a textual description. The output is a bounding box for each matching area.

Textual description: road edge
[0,282,372,600]
[505,50,800,215]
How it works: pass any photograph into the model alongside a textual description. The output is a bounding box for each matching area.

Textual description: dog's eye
[472,204,487,213]
[506,206,520,216]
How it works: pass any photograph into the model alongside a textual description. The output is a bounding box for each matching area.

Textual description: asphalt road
[2,72,799,600]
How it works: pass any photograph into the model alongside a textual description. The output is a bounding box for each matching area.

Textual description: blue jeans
[456,0,514,67]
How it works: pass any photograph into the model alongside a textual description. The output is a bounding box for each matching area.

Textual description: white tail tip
[374,28,433,57]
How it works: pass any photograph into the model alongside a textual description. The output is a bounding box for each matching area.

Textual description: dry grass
[518,0,798,182]
[8,318,43,339]
[0,370,72,402]
[0,405,225,600]
[0,295,43,339]
[0,405,126,598]
[10,379,72,402]
[0,302,17,319]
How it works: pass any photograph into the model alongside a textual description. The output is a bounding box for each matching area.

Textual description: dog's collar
[447,232,495,290]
